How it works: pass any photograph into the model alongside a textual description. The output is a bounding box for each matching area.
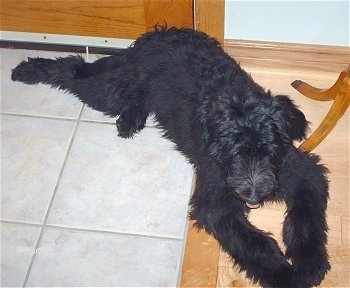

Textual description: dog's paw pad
[116,119,137,138]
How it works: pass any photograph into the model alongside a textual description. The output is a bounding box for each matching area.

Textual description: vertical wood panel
[143,0,193,31]
[181,221,220,287]
[195,0,225,43]
[180,1,225,286]
[0,0,147,39]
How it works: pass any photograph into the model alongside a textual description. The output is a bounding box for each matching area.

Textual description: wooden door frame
[195,0,225,44]
[180,1,224,287]
[0,0,224,47]
[145,0,225,42]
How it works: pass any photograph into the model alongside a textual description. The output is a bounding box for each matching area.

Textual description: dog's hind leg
[189,162,303,288]
[72,52,126,78]
[11,55,147,120]
[278,147,330,287]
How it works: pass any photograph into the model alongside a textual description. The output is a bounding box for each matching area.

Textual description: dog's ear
[271,95,309,140]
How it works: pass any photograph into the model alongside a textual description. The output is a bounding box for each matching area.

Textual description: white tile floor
[1,48,194,286]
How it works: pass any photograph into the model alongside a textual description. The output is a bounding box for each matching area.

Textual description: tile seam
[45,224,184,241]
[1,111,159,128]
[21,103,85,287]
[0,220,184,241]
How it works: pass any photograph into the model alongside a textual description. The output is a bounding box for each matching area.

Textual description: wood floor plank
[181,220,220,287]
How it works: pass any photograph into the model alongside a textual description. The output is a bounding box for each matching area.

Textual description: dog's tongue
[246,202,260,209]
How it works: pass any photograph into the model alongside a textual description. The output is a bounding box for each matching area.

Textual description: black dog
[12,27,330,287]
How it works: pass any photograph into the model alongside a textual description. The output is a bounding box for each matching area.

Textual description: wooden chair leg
[292,66,350,152]
[291,70,348,101]
[299,90,350,151]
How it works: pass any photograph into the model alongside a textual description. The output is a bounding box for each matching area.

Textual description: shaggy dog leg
[190,161,302,288]
[11,54,149,138]
[278,147,330,286]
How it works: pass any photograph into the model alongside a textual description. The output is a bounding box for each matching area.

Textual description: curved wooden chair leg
[292,66,350,152]
[299,90,350,152]
[291,71,348,101]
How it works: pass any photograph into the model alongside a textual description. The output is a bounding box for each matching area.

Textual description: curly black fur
[12,26,330,287]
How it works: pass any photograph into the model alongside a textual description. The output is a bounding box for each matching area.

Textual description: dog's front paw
[116,118,138,138]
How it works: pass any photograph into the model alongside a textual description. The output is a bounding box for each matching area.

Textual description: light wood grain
[180,2,225,284]
[143,0,193,31]
[0,0,147,39]
[181,220,221,287]
[0,0,194,40]
[224,39,350,74]
[342,216,349,245]
[195,0,225,44]
[294,67,350,151]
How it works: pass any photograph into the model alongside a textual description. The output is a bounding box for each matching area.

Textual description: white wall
[225,0,349,46]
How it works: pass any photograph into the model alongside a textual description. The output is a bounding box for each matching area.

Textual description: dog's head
[203,89,308,208]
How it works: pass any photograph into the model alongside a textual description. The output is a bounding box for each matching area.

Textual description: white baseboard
[0,31,134,49]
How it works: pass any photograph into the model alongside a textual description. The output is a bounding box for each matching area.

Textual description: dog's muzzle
[228,156,277,209]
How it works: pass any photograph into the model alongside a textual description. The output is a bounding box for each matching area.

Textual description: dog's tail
[11,55,86,88]
[11,54,129,116]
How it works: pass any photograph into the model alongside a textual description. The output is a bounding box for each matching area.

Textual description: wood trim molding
[224,39,350,73]
[180,1,225,286]
[194,0,225,44]
[0,0,194,41]
[0,0,147,39]
[143,0,193,31]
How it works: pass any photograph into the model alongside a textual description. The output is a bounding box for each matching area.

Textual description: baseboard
[224,39,349,73]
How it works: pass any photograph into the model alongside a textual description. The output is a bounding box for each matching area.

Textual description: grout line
[0,111,80,122]
[0,111,160,128]
[85,46,89,62]
[21,104,85,287]
[18,104,169,286]
[0,219,184,242]
[0,219,43,228]
[45,224,184,241]
[0,111,116,125]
